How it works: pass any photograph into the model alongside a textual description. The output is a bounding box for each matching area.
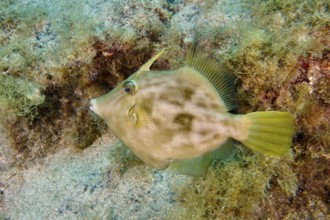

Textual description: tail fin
[241,111,294,156]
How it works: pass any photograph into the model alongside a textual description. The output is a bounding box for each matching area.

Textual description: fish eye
[122,80,136,95]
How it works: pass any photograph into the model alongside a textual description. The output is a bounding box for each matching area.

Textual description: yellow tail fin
[242,111,294,156]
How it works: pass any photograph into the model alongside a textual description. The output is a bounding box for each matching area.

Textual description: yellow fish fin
[134,106,152,128]
[169,139,236,177]
[242,111,294,156]
[185,45,237,111]
[137,48,165,75]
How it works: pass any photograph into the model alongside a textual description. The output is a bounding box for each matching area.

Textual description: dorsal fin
[169,139,237,177]
[185,45,237,111]
[136,49,165,76]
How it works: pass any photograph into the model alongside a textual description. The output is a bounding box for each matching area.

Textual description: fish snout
[89,99,99,115]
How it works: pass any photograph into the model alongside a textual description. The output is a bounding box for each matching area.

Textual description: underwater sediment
[0,0,329,219]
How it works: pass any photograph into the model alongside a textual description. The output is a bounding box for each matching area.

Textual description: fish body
[90,48,294,176]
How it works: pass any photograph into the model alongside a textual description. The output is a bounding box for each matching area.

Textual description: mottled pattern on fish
[90,48,294,175]
[137,68,243,152]
[91,65,247,169]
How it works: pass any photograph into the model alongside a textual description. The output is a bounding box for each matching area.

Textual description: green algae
[0,0,329,219]
[169,149,297,219]
[0,75,44,120]
[0,0,167,163]
[171,0,329,219]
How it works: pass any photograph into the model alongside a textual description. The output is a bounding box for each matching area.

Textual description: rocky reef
[0,0,329,219]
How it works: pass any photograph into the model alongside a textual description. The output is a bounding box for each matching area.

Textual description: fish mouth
[89,99,99,115]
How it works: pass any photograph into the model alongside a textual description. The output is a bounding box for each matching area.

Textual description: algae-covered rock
[0,0,329,219]
[0,75,45,119]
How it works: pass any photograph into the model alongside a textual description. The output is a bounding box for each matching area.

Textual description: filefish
[90,47,294,176]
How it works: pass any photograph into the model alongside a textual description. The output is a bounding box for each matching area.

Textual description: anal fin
[169,139,236,177]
